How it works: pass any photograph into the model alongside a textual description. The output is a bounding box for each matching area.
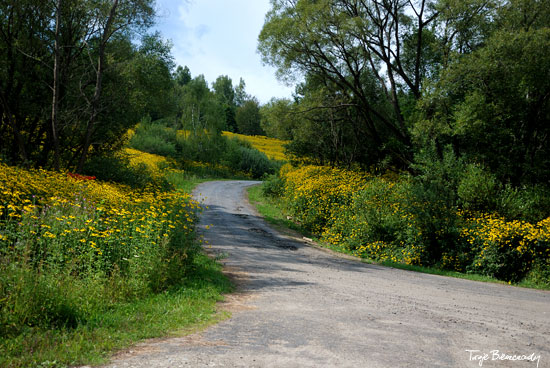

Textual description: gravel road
[104,180,550,368]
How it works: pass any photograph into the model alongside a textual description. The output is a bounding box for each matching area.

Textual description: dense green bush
[222,139,277,179]
[82,153,172,190]
[129,121,178,157]
[457,164,499,212]
[129,119,279,179]
[496,184,550,223]
[262,174,285,197]
[275,162,550,285]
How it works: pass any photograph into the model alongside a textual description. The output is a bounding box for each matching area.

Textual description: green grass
[247,184,549,290]
[165,171,212,193]
[247,184,310,236]
[0,172,235,368]
[0,253,232,368]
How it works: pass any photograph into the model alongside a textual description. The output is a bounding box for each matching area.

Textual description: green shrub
[458,164,499,212]
[262,174,285,197]
[129,120,178,157]
[408,147,466,264]
[497,184,550,222]
[234,146,276,179]
[82,153,172,191]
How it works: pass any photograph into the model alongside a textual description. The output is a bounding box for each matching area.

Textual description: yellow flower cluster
[124,148,183,178]
[222,131,289,161]
[278,163,550,277]
[461,213,550,264]
[280,164,369,233]
[0,162,198,272]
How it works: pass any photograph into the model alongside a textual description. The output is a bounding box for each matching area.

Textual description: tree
[260,97,295,140]
[181,75,224,135]
[0,0,160,171]
[0,0,52,165]
[414,27,550,185]
[175,65,191,86]
[76,0,155,171]
[234,77,249,107]
[212,75,237,131]
[235,98,264,136]
[287,74,372,166]
[123,32,176,121]
[258,0,445,168]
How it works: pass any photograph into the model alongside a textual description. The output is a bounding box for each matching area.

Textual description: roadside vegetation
[252,165,550,289]
[0,158,233,367]
[252,0,550,289]
[1,0,549,365]
[0,1,279,367]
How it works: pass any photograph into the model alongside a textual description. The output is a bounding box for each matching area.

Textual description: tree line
[0,0,264,172]
[258,0,550,187]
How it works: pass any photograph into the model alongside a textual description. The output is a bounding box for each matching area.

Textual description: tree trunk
[51,0,62,170]
[76,0,119,172]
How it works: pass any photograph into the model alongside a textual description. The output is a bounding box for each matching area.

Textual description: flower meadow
[277,164,550,285]
[222,131,289,161]
[0,161,200,338]
[124,147,176,177]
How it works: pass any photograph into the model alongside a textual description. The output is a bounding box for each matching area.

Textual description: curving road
[104,180,549,368]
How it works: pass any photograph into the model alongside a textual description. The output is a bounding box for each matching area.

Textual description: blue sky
[153,0,295,104]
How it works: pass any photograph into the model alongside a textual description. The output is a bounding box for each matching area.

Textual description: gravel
[102,180,550,368]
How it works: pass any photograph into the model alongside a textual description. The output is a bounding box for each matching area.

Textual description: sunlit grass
[0,161,233,367]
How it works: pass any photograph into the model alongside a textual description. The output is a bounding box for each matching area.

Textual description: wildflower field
[222,131,289,161]
[273,164,550,286]
[0,158,219,367]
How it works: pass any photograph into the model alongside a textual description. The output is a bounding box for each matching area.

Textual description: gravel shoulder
[103,180,550,368]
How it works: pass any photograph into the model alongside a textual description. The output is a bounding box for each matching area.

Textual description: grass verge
[0,171,233,368]
[247,184,548,290]
[0,253,232,368]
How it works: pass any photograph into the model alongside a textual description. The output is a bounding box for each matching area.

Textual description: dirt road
[104,180,549,368]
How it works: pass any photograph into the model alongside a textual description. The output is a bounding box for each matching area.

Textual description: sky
[153,0,295,104]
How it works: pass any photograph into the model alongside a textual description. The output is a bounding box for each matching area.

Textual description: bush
[234,146,277,179]
[177,133,226,164]
[458,164,499,212]
[408,147,466,264]
[497,184,550,223]
[262,174,285,197]
[129,120,178,157]
[82,153,171,190]
[0,163,199,337]
[461,215,550,283]
[276,162,550,284]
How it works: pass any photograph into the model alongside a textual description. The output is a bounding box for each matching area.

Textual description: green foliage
[0,253,231,368]
[129,120,178,157]
[260,98,295,140]
[82,153,171,190]
[273,163,550,284]
[262,174,286,198]
[0,0,159,169]
[457,164,499,212]
[497,185,550,223]
[129,118,279,179]
[212,75,237,132]
[416,27,550,185]
[230,146,277,179]
[235,98,264,135]
[180,75,225,135]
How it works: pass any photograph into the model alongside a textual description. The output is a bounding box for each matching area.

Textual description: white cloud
[153,0,295,104]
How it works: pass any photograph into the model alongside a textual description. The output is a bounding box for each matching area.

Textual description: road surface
[104,180,549,368]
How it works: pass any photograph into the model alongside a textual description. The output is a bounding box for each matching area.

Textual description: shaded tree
[236,98,264,136]
[212,75,237,131]
[260,97,296,140]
